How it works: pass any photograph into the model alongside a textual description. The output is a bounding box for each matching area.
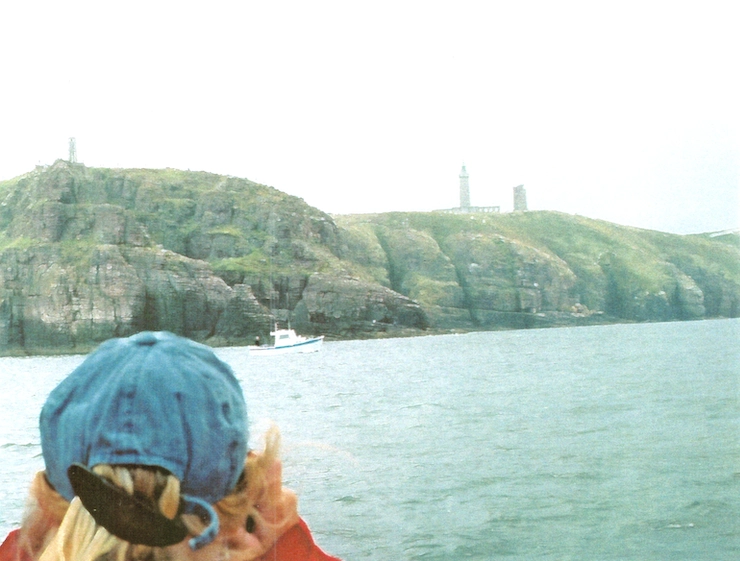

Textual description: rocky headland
[0,161,737,355]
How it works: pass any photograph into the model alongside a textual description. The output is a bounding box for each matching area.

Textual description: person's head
[25,331,261,560]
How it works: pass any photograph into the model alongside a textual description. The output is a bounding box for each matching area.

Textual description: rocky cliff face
[292,273,429,337]
[0,161,737,354]
[0,162,429,353]
[0,243,270,352]
[335,212,740,329]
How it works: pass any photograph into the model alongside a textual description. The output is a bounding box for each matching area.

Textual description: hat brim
[67,463,189,547]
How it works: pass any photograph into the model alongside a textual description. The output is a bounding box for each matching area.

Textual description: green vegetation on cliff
[336,212,739,324]
[0,161,737,354]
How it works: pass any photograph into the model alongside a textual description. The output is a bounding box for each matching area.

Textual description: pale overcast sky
[1,1,737,234]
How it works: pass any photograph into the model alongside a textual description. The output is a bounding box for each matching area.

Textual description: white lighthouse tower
[459,164,470,209]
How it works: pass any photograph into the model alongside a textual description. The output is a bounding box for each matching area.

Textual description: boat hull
[249,335,324,355]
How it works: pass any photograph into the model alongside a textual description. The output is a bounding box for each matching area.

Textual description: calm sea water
[1,320,738,560]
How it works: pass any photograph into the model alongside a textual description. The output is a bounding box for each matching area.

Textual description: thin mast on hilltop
[68,138,77,163]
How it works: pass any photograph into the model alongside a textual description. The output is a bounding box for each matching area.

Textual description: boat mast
[268,212,279,333]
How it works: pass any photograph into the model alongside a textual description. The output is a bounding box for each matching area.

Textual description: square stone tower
[513,184,527,211]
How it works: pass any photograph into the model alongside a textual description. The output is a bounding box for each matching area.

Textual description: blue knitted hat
[40,331,248,509]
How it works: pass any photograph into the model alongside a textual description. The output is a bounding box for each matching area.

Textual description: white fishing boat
[249,326,324,355]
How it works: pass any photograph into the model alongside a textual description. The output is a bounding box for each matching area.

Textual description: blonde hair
[19,427,287,561]
[217,426,298,557]
[23,466,182,561]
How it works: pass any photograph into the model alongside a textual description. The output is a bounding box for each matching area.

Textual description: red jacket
[0,531,29,561]
[259,518,341,561]
[0,518,340,561]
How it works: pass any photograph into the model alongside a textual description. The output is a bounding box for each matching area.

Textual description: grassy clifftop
[335,211,739,324]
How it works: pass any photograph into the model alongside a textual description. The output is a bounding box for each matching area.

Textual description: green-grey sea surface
[1,319,738,560]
